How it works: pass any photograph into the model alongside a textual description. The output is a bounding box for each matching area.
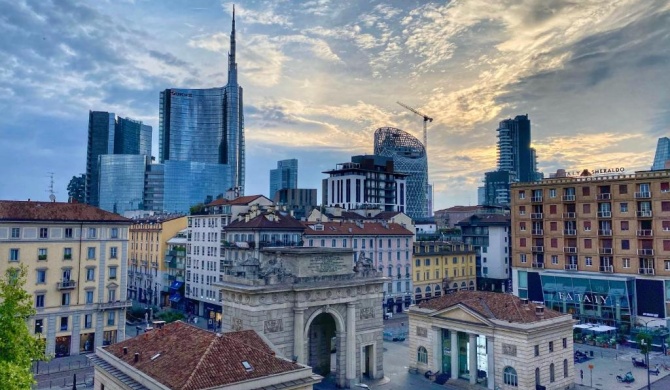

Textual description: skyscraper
[98,155,148,214]
[114,117,152,156]
[374,127,428,219]
[158,8,244,212]
[496,114,538,182]
[652,137,670,170]
[269,159,298,198]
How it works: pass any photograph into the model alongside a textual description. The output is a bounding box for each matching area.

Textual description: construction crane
[396,101,433,151]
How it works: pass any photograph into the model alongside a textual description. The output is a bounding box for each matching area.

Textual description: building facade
[97,155,148,215]
[274,188,317,220]
[374,127,429,219]
[164,228,187,310]
[652,137,670,171]
[512,170,670,334]
[497,114,538,183]
[0,201,131,357]
[270,158,298,199]
[412,241,477,304]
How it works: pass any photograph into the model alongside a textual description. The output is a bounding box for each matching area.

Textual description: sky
[1,0,669,211]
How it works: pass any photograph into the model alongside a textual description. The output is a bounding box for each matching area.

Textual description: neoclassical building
[408,291,575,390]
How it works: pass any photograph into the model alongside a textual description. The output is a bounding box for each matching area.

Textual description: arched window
[550,363,555,382]
[461,282,467,290]
[415,287,422,294]
[535,367,540,385]
[503,366,518,386]
[417,346,428,364]
[563,359,568,378]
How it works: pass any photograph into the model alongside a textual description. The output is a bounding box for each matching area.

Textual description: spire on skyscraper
[228,5,237,86]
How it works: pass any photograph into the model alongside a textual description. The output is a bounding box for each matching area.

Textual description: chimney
[134,353,140,363]
[123,347,128,355]
[535,305,545,319]
[521,298,529,307]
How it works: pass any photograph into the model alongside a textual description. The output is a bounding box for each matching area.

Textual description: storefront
[79,333,95,353]
[203,302,222,329]
[103,330,117,346]
[55,336,71,357]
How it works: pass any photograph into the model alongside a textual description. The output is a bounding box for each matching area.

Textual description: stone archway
[304,307,346,387]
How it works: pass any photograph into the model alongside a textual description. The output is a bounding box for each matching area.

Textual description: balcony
[531,213,543,219]
[563,247,577,253]
[564,264,578,271]
[638,268,655,275]
[597,211,612,218]
[562,195,576,201]
[531,262,545,269]
[532,229,544,236]
[98,300,132,310]
[57,280,77,290]
[598,247,613,255]
[598,229,612,236]
[531,246,544,252]
[635,192,651,199]
[637,249,654,255]
[597,193,612,200]
[531,196,543,203]
[637,229,653,237]
[599,265,614,273]
[637,210,653,218]
[562,212,576,219]
[563,229,577,236]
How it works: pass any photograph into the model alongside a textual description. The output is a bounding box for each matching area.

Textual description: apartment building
[127,215,187,307]
[512,170,670,334]
[0,200,131,357]
[303,221,414,312]
[164,229,187,310]
[412,241,477,304]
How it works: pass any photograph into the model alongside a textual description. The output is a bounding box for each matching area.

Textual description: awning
[170,281,184,290]
[590,325,616,332]
[169,293,182,302]
[573,324,592,329]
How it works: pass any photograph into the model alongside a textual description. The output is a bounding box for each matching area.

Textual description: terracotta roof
[0,201,130,223]
[418,290,563,324]
[226,212,306,230]
[374,211,402,220]
[434,206,481,213]
[206,195,267,207]
[105,321,302,390]
[304,221,413,236]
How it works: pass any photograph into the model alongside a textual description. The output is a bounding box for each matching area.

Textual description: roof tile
[0,201,130,223]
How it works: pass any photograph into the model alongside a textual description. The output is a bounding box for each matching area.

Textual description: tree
[0,265,49,389]
[637,331,653,365]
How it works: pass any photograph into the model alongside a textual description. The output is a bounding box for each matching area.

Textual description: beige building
[0,200,131,357]
[511,170,670,333]
[90,321,322,390]
[408,291,574,390]
[127,215,186,307]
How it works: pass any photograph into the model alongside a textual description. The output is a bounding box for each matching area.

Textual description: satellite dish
[49,194,56,202]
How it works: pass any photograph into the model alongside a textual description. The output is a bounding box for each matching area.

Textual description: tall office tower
[496,114,537,182]
[86,111,115,207]
[98,155,149,215]
[374,127,428,219]
[269,159,298,198]
[114,117,152,156]
[652,137,670,170]
[158,9,244,212]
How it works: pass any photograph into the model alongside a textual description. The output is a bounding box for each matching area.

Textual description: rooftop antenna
[46,172,57,202]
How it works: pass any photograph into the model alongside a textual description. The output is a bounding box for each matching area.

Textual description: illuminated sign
[553,292,609,304]
[564,167,625,177]
[171,91,193,98]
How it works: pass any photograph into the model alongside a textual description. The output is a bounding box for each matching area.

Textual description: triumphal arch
[216,247,386,388]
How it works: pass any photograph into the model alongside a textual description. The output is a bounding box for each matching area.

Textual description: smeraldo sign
[553,292,609,304]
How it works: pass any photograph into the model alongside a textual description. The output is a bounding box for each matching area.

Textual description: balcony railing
[599,265,614,273]
[98,300,132,310]
[532,229,544,236]
[531,246,544,252]
[531,196,543,203]
[635,192,651,199]
[638,268,655,275]
[637,249,654,255]
[597,193,612,200]
[597,211,612,218]
[562,212,576,219]
[598,229,613,236]
[531,213,543,219]
[563,247,577,253]
[598,247,613,254]
[562,195,576,201]
[531,262,545,269]
[563,229,577,236]
[637,210,653,218]
[57,280,77,290]
[564,264,578,271]
[637,229,653,237]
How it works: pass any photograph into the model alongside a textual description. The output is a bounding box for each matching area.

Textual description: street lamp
[638,332,652,390]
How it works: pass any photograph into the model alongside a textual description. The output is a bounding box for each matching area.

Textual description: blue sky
[1,0,669,211]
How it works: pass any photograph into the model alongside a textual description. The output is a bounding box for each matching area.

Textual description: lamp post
[638,333,652,390]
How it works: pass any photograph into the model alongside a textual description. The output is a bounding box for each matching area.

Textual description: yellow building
[0,200,131,357]
[127,215,187,307]
[412,241,477,303]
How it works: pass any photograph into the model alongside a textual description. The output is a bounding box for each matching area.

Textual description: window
[35,294,45,308]
[107,311,115,326]
[663,202,670,212]
[621,221,629,231]
[424,258,430,266]
[9,248,19,262]
[36,269,46,284]
[10,228,20,238]
[549,341,554,352]
[111,228,118,238]
[86,268,95,281]
[108,289,116,302]
[623,258,630,268]
[63,247,72,260]
[34,319,43,334]
[619,184,628,194]
[534,345,539,356]
[519,206,526,215]
[550,221,557,231]
[563,359,569,378]
[84,314,93,329]
[584,221,591,231]
[563,338,567,348]
[39,228,48,238]
[110,247,117,259]
[65,228,73,238]
[109,266,117,280]
[551,238,558,248]
[551,255,558,265]
[519,191,526,199]
[415,259,420,267]
[621,240,630,250]
[585,257,592,266]
[86,290,94,304]
[519,254,527,263]
[582,187,590,196]
[38,248,47,261]
[343,239,347,248]
[417,346,428,364]
[87,247,96,259]
[535,368,540,385]
[583,204,591,214]
[549,204,557,214]
[60,316,68,331]
[503,366,518,387]
[620,202,628,212]
[62,292,70,306]
[88,228,97,238]
[584,238,592,249]
[331,239,336,248]
[520,222,526,231]
[520,238,526,247]
[550,363,555,382]
[549,188,557,198]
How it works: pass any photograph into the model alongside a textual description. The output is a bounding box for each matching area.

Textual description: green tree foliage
[0,265,48,389]
[155,310,185,323]
[637,331,653,364]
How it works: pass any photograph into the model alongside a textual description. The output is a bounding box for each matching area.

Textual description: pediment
[431,305,492,327]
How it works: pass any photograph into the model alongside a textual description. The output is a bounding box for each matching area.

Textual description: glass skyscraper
[114,117,151,156]
[652,137,670,170]
[269,159,298,198]
[158,9,244,212]
[98,155,148,214]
